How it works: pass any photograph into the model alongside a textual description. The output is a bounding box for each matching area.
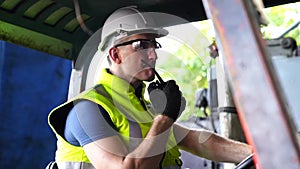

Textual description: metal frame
[202,0,300,168]
[0,0,298,60]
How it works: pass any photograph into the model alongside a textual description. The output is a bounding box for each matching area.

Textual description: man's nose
[147,48,157,61]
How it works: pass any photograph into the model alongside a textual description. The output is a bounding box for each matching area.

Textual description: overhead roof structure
[0,0,298,60]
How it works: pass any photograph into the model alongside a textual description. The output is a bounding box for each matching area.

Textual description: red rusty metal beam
[202,0,300,168]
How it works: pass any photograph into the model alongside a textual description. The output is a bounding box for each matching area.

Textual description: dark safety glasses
[114,39,162,50]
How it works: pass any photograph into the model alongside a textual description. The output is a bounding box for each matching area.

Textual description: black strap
[218,106,237,114]
[159,152,166,169]
[96,104,117,130]
[45,161,58,169]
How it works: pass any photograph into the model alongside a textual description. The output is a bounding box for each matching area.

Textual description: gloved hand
[148,80,186,121]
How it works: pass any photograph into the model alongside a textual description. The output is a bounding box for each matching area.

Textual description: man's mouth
[141,60,165,84]
[141,60,154,69]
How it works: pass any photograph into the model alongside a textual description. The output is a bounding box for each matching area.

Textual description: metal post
[202,0,300,168]
[216,56,245,169]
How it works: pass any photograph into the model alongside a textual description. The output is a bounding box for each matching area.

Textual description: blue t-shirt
[64,100,117,146]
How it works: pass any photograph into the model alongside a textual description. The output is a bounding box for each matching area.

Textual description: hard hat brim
[98,27,168,52]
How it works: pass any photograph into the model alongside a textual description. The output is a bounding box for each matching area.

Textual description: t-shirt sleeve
[64,100,117,146]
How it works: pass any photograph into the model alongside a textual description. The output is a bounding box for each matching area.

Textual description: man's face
[111,33,160,83]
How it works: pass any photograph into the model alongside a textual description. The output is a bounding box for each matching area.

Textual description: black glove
[148,80,186,121]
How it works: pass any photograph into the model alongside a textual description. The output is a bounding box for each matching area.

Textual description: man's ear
[108,47,121,64]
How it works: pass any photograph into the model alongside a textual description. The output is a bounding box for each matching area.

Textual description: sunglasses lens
[132,41,141,50]
[115,39,161,50]
[133,41,160,50]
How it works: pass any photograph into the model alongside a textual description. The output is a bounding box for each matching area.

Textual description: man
[48,6,252,169]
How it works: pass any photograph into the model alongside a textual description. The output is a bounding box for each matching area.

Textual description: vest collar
[97,69,146,98]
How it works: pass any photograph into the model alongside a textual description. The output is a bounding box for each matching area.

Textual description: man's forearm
[174,124,252,163]
[124,115,174,168]
[84,115,175,169]
[199,131,252,163]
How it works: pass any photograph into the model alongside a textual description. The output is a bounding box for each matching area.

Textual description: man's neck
[108,68,143,91]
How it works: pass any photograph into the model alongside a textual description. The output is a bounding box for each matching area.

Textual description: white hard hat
[98,6,168,51]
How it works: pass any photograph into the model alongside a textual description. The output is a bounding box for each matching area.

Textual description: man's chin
[145,75,155,82]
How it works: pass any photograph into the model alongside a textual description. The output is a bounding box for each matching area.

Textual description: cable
[73,0,93,36]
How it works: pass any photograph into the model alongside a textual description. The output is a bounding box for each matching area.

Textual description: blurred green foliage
[162,2,299,121]
[261,2,299,44]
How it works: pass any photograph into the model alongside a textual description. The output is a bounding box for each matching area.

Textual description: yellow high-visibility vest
[48,69,181,168]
